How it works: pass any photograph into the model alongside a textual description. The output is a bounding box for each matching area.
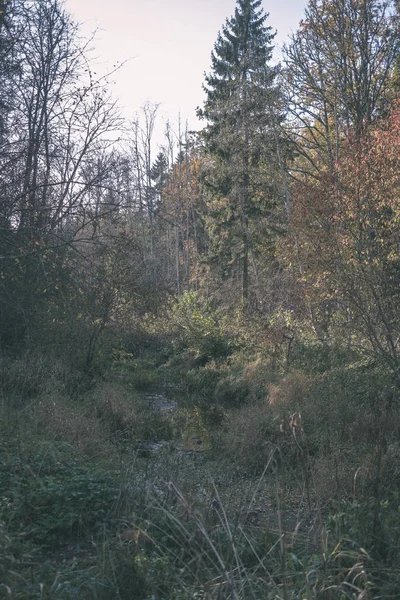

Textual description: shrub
[176,355,277,411]
[0,353,69,404]
[171,292,231,362]
[111,352,160,391]
[290,341,355,373]
[265,366,400,501]
[88,382,173,444]
[0,351,95,409]
[216,356,276,405]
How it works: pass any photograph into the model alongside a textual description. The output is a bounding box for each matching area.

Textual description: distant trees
[1,0,400,375]
[161,138,206,295]
[198,0,282,304]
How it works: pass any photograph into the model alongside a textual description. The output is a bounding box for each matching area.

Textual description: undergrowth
[1,320,400,598]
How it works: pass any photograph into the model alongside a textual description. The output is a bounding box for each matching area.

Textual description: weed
[0,450,120,546]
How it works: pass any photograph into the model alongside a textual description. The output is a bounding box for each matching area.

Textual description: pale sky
[65,0,307,134]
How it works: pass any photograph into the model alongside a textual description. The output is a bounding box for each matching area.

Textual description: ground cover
[1,343,400,598]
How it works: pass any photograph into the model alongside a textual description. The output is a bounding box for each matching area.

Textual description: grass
[1,347,400,598]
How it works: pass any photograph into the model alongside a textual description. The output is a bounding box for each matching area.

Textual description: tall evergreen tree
[198,0,281,303]
[151,152,169,207]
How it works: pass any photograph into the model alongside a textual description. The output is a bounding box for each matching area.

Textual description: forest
[1,0,400,597]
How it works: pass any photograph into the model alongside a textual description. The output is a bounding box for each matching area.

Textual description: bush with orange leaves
[286,101,400,378]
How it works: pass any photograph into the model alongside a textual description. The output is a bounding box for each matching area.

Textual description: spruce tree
[151,151,169,213]
[198,0,280,303]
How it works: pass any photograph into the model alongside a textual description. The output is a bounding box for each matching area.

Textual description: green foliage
[0,451,120,546]
[302,364,394,459]
[1,348,400,598]
[0,353,94,409]
[328,494,400,567]
[290,340,356,373]
[171,292,231,361]
[119,313,175,363]
[198,0,282,300]
[177,353,276,407]
[91,381,174,444]
[112,351,160,390]
[0,517,114,598]
[93,480,381,600]
[0,353,63,402]
[2,0,400,596]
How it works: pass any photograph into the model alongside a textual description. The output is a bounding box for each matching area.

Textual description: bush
[88,382,173,444]
[0,351,95,408]
[216,356,276,405]
[171,292,231,362]
[176,355,277,411]
[111,352,160,391]
[290,341,356,373]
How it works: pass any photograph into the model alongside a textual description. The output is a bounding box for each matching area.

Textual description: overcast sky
[65,0,307,134]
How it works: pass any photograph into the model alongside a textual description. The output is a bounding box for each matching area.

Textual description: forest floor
[1,353,400,599]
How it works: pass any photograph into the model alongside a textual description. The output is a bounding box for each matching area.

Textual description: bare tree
[0,0,123,349]
[283,0,400,176]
